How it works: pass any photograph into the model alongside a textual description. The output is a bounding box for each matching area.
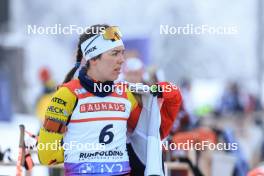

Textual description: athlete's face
[92,46,125,82]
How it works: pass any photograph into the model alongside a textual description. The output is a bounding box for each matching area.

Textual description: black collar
[78,67,114,97]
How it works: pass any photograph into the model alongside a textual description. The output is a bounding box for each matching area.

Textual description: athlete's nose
[117,52,125,65]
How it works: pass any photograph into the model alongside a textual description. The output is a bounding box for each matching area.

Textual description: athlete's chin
[110,73,120,81]
[106,75,118,82]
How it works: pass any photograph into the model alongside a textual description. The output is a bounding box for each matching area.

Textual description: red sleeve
[159,82,182,139]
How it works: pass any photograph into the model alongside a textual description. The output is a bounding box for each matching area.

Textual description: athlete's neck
[86,69,106,83]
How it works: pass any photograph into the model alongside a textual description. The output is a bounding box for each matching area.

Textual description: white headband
[80,34,124,61]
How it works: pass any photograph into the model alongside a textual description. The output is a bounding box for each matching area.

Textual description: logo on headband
[80,26,124,60]
[85,46,97,56]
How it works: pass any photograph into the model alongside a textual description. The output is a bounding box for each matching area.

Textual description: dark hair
[63,24,110,83]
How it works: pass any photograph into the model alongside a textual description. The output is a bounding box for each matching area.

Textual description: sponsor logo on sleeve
[74,88,87,95]
[51,97,67,106]
[47,106,68,116]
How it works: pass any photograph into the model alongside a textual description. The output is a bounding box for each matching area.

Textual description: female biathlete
[37,24,182,176]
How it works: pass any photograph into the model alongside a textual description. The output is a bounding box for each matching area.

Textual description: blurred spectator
[180,79,196,118]
[38,67,56,94]
[0,71,12,121]
[122,57,144,83]
[144,65,166,85]
[244,93,263,113]
[247,165,264,176]
[35,67,56,121]
[217,82,244,114]
[171,79,198,133]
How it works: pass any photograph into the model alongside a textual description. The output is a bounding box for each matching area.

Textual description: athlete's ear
[89,59,97,66]
[89,56,101,66]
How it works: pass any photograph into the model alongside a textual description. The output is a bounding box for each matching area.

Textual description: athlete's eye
[112,52,118,56]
